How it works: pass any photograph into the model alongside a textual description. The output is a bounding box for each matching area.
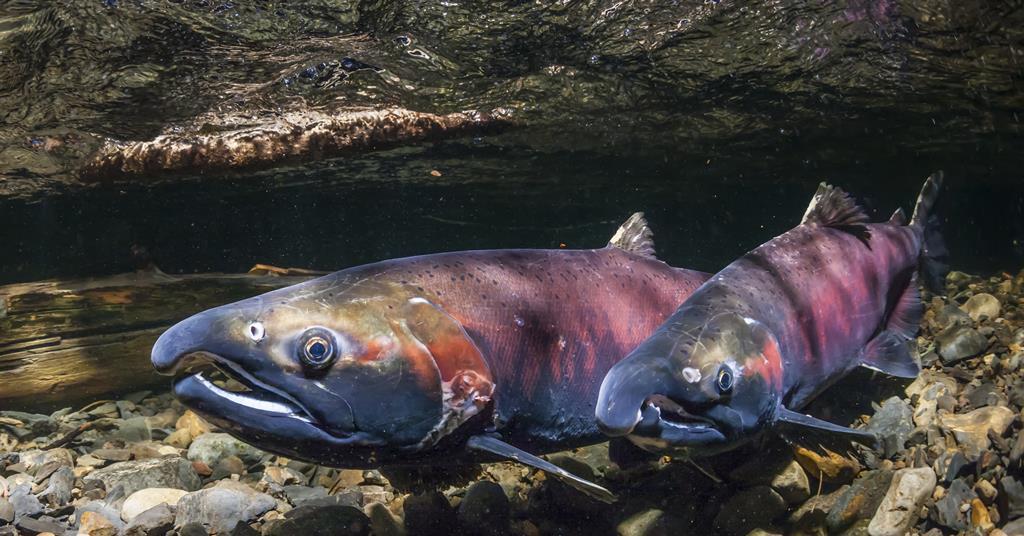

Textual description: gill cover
[394,297,496,447]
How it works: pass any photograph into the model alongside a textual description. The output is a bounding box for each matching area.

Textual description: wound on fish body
[151,212,710,502]
[596,173,947,457]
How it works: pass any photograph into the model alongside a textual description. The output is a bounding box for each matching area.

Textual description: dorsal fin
[888,208,907,225]
[801,183,870,227]
[608,212,656,258]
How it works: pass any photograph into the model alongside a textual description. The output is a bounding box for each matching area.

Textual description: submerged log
[79,107,511,182]
[0,268,317,411]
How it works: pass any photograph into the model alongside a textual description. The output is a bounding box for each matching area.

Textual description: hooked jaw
[596,352,727,453]
[150,310,383,465]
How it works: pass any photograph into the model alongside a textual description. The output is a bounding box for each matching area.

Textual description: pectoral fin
[776,407,879,449]
[466,435,616,503]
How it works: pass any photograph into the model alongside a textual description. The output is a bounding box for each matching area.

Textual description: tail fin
[910,172,948,293]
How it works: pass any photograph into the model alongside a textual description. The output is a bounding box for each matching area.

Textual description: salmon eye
[247,322,265,342]
[299,328,336,369]
[716,366,734,394]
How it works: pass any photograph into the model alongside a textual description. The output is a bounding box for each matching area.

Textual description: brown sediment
[78,107,513,182]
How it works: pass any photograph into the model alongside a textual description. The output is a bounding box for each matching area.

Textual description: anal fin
[467,435,616,503]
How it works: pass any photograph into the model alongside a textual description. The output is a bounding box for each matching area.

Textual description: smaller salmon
[595,174,946,456]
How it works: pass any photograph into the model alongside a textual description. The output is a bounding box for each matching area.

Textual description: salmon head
[595,310,783,456]
[151,274,494,467]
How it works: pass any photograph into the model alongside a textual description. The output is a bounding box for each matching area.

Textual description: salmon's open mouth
[169,351,316,422]
[626,395,726,452]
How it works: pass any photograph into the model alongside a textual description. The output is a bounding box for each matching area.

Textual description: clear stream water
[0,3,1022,535]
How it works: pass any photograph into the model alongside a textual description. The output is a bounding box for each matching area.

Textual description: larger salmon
[151,214,709,500]
[596,175,946,457]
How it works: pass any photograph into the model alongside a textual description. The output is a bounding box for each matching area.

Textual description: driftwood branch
[0,268,317,411]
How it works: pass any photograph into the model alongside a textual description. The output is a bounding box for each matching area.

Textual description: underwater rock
[962,293,1001,321]
[80,108,510,182]
[38,465,73,507]
[935,304,972,330]
[178,522,209,536]
[123,503,175,536]
[933,450,973,484]
[936,324,989,364]
[965,382,1006,409]
[769,460,811,505]
[907,370,956,428]
[231,520,261,536]
[0,498,13,524]
[999,476,1024,521]
[355,485,392,506]
[727,441,794,485]
[260,466,306,487]
[939,406,1015,459]
[210,455,247,481]
[79,510,120,536]
[365,502,405,536]
[787,486,847,532]
[971,498,995,532]
[85,457,201,497]
[282,485,328,507]
[92,448,131,462]
[1003,517,1024,535]
[120,488,187,522]
[713,486,786,535]
[187,432,264,467]
[975,478,998,505]
[457,481,511,536]
[15,515,66,535]
[265,504,370,536]
[866,467,936,536]
[616,509,675,536]
[826,470,894,533]
[865,397,915,459]
[932,478,976,531]
[0,412,57,439]
[291,492,363,511]
[174,481,276,534]
[402,491,456,536]
[7,484,42,522]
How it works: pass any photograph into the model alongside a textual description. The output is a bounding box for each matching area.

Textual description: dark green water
[1,138,1022,285]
